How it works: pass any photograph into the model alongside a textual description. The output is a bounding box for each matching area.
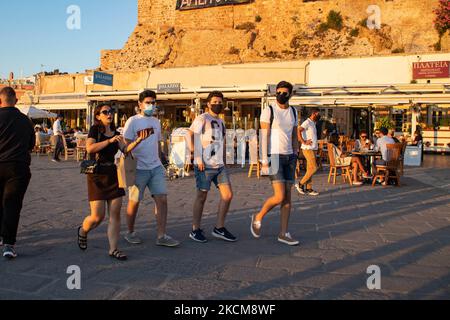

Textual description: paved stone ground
[0,154,449,300]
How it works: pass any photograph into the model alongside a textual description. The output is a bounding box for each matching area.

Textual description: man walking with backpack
[250,81,300,246]
[188,91,236,243]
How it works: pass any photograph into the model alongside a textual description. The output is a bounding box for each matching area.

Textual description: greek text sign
[93,71,114,86]
[157,83,181,93]
[176,0,252,11]
[413,61,450,79]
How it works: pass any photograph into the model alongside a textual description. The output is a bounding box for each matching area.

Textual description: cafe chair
[346,140,356,152]
[76,137,87,162]
[318,140,329,164]
[62,137,76,161]
[372,143,402,187]
[248,160,261,179]
[296,150,307,179]
[47,135,57,159]
[327,143,353,186]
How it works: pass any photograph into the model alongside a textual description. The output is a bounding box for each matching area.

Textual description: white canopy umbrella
[18,106,58,119]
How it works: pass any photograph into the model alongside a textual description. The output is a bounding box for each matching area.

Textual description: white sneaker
[124,231,142,244]
[352,181,363,186]
[278,233,300,246]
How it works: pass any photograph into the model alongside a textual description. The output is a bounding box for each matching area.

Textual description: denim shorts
[194,166,231,192]
[269,154,297,185]
[129,165,167,202]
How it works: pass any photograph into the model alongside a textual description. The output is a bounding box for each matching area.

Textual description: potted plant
[374,116,395,130]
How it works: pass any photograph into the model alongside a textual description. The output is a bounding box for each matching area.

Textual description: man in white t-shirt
[187,91,236,243]
[122,90,179,248]
[51,114,64,162]
[250,81,300,246]
[296,108,321,196]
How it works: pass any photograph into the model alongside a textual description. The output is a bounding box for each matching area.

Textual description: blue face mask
[143,103,155,117]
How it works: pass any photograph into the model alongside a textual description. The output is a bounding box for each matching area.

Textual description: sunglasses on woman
[100,110,114,115]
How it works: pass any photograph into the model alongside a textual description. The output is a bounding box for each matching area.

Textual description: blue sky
[0,0,137,79]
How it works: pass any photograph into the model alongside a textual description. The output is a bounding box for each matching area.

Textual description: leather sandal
[77,226,87,251]
[109,249,127,261]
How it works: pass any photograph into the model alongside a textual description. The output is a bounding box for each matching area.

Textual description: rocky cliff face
[100,0,445,71]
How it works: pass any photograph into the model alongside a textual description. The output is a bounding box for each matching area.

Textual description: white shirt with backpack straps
[190,113,226,169]
[260,102,298,155]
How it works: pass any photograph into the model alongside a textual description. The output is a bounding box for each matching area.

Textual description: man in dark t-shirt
[0,87,35,259]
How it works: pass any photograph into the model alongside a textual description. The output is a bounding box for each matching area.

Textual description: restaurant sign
[157,83,181,93]
[93,71,114,86]
[176,0,252,11]
[412,61,450,79]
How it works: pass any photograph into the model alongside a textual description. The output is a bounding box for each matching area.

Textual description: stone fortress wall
[100,0,446,71]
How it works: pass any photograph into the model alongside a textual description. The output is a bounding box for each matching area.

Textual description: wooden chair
[295,150,307,179]
[75,137,87,162]
[372,143,402,187]
[346,140,356,152]
[248,161,261,179]
[47,135,57,159]
[327,143,353,185]
[318,140,329,164]
[35,134,51,156]
[399,141,407,176]
[62,137,76,161]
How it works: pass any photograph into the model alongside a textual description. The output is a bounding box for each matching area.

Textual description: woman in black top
[77,104,128,260]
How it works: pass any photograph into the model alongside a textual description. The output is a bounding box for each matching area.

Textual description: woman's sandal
[77,226,88,251]
[109,249,127,261]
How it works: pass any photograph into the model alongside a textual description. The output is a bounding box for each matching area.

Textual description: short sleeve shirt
[123,114,162,170]
[300,118,318,151]
[190,113,225,169]
[260,103,297,155]
[88,125,120,164]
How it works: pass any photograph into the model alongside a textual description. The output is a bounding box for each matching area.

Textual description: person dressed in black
[77,104,130,260]
[0,87,35,259]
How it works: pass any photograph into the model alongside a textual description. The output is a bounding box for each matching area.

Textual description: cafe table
[350,150,382,176]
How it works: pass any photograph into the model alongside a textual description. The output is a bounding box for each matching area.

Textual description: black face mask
[276,92,290,105]
[210,104,223,115]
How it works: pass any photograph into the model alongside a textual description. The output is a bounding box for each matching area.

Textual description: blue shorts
[129,166,167,202]
[269,154,297,185]
[194,166,231,192]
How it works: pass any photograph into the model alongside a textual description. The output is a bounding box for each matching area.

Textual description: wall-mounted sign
[157,83,181,93]
[176,0,252,11]
[84,76,94,85]
[413,61,450,79]
[93,71,114,86]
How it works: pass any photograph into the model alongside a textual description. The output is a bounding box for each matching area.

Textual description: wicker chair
[372,143,402,187]
[327,143,353,186]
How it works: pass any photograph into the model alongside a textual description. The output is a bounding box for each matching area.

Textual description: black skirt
[87,164,125,201]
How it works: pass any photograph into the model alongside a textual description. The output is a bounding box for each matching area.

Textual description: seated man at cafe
[329,134,370,186]
[388,129,400,143]
[373,127,396,185]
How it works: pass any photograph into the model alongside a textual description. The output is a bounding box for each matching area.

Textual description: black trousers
[0,162,31,245]
[53,136,64,160]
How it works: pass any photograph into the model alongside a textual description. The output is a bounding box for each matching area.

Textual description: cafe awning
[33,102,89,111]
